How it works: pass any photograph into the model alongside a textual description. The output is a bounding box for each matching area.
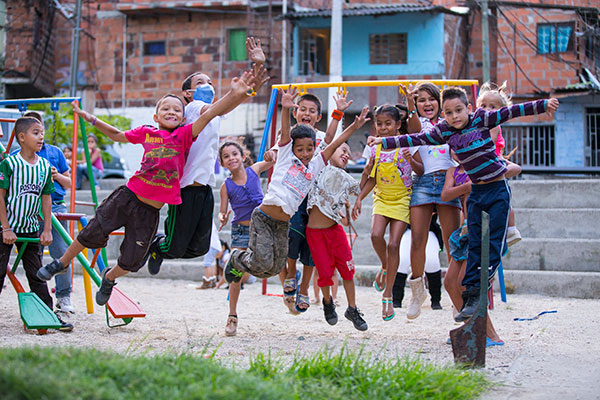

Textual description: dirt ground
[1,275,599,399]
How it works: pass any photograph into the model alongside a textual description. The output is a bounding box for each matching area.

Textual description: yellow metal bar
[79,221,94,314]
[272,79,479,90]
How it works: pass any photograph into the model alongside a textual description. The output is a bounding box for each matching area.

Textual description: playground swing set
[0,79,507,336]
[0,97,144,334]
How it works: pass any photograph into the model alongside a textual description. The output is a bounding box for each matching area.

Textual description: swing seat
[106,287,146,319]
[17,292,61,330]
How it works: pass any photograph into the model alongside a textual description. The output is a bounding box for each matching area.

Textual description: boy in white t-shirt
[225,87,369,282]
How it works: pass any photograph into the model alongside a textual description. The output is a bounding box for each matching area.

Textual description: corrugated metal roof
[284,3,445,19]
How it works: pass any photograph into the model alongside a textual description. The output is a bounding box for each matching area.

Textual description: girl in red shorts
[306,143,368,331]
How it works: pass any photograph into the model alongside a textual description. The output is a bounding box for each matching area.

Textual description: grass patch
[0,346,489,399]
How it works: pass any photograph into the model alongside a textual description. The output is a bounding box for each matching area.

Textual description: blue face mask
[193,83,215,104]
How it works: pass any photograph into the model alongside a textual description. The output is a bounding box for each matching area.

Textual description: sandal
[283,296,300,315]
[295,294,310,313]
[283,278,297,296]
[374,268,387,292]
[382,297,395,321]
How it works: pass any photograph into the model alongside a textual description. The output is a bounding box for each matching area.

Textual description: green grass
[0,346,490,400]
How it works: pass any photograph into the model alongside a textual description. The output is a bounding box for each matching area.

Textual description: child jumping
[0,117,72,331]
[225,87,368,283]
[306,142,368,330]
[368,87,559,321]
[352,104,422,321]
[218,140,273,336]
[37,72,259,306]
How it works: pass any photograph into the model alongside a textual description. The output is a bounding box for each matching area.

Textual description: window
[369,33,407,64]
[586,108,600,167]
[144,41,165,56]
[298,28,330,76]
[537,23,574,54]
[229,29,247,61]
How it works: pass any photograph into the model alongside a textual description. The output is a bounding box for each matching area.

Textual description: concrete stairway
[65,178,600,298]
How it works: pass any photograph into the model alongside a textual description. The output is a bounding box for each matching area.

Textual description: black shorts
[288,227,314,267]
[77,185,160,272]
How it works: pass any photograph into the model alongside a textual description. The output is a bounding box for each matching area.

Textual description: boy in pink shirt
[37,71,260,306]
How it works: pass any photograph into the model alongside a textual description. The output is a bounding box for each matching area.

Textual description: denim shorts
[449,225,468,261]
[230,223,250,249]
[410,171,461,208]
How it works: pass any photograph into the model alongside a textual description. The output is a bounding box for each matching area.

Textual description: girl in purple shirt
[218,141,273,336]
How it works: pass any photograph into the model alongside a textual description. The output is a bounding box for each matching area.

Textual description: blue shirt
[37,144,70,202]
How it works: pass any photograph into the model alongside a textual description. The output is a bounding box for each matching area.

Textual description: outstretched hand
[71,100,89,122]
[367,136,383,147]
[246,37,266,65]
[353,106,371,129]
[399,83,417,109]
[546,97,559,118]
[250,63,270,93]
[230,70,254,96]
[280,86,299,109]
[333,91,353,112]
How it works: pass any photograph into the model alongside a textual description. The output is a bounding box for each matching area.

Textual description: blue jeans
[462,180,510,290]
[41,202,71,298]
[76,164,101,189]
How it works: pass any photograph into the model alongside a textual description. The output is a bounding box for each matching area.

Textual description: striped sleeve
[478,99,548,129]
[382,125,447,149]
[0,159,13,190]
[41,161,55,195]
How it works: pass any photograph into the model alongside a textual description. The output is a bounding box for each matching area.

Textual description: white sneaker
[406,276,427,320]
[56,296,75,314]
[506,227,522,246]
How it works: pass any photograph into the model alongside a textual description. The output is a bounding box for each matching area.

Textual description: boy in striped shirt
[0,117,73,331]
[368,87,559,322]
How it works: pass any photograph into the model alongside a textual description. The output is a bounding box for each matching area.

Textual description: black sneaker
[36,259,67,281]
[431,300,443,310]
[147,234,165,275]
[393,300,402,308]
[323,298,338,325]
[455,287,480,322]
[224,251,244,283]
[54,312,73,332]
[345,306,368,331]
[96,268,117,306]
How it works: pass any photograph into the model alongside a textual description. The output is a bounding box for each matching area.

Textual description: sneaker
[36,259,67,281]
[322,298,338,326]
[506,227,522,247]
[224,253,244,283]
[96,268,117,306]
[225,315,238,336]
[54,312,73,332]
[56,297,75,314]
[147,234,165,275]
[431,300,443,310]
[198,276,217,289]
[344,306,368,331]
[455,287,480,322]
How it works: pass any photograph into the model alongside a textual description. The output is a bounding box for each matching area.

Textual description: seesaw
[7,238,61,334]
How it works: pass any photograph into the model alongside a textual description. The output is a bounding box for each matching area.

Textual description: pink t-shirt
[91,149,104,172]
[495,127,506,157]
[125,124,195,205]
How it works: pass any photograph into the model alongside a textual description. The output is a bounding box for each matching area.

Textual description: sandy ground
[1,274,599,399]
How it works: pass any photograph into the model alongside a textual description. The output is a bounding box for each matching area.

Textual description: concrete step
[513,208,600,239]
[503,238,600,272]
[509,179,600,209]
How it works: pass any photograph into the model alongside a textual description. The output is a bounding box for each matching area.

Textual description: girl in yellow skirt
[352,104,423,320]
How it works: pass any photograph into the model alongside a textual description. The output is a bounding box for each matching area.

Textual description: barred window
[537,23,574,54]
[369,33,407,65]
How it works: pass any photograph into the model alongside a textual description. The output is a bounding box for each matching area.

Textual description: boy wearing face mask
[145,37,267,274]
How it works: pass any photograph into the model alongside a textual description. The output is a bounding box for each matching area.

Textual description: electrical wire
[31,2,56,86]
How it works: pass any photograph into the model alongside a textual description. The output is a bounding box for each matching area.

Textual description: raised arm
[250,159,275,175]
[193,71,255,138]
[367,123,447,149]
[279,86,298,145]
[400,84,421,133]
[324,91,354,144]
[321,106,370,162]
[478,98,559,129]
[71,101,127,143]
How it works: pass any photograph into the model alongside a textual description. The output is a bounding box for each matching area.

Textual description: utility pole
[481,0,490,83]
[281,0,287,83]
[69,0,82,97]
[328,0,342,133]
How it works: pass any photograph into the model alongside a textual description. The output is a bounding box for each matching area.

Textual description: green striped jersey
[0,153,54,233]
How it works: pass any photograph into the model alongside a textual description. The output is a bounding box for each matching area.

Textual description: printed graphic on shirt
[145,147,180,159]
[427,145,448,158]
[283,160,315,200]
[346,260,355,272]
[372,148,413,188]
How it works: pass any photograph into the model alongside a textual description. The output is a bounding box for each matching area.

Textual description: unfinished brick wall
[4,0,58,96]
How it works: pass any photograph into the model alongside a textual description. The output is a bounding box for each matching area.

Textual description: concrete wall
[554,95,591,167]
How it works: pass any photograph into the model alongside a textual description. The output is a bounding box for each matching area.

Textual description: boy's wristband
[331,109,344,121]
[408,109,417,118]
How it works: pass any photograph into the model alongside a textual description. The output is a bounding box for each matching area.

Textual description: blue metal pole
[257,88,279,162]
[0,97,82,112]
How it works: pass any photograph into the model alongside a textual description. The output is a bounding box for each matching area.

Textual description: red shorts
[306,224,355,287]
